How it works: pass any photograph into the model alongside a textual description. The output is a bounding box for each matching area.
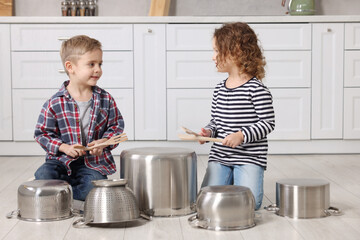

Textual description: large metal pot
[120,147,197,217]
[73,179,143,227]
[6,180,74,222]
[189,185,255,231]
[266,178,341,219]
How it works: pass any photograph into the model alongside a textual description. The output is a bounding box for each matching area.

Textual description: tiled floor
[1,154,360,240]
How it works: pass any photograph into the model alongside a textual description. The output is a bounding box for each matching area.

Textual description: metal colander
[73,179,140,227]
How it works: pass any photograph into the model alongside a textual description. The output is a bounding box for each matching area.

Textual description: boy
[34,35,124,201]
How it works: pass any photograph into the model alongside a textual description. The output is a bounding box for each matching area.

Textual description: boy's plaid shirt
[34,81,124,175]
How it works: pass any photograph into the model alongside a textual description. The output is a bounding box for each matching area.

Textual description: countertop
[0,15,360,23]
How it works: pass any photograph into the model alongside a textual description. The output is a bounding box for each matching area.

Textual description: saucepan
[188,185,255,231]
[6,180,76,222]
[265,178,341,219]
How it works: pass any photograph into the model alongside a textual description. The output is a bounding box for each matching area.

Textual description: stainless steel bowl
[120,147,197,217]
[189,185,255,231]
[266,178,341,219]
[7,180,73,222]
[73,179,141,227]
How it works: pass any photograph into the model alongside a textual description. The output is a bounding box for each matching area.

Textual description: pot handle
[140,212,152,221]
[71,209,83,217]
[264,203,279,212]
[6,209,19,219]
[188,214,208,229]
[72,217,93,228]
[325,206,342,216]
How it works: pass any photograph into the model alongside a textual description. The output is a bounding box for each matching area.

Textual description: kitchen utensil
[178,133,222,143]
[120,147,197,217]
[73,179,145,227]
[6,180,74,222]
[281,0,315,15]
[265,178,341,218]
[74,133,128,151]
[148,0,171,16]
[181,126,201,137]
[0,0,13,16]
[189,185,255,231]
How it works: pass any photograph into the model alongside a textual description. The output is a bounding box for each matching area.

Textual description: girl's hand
[223,131,244,148]
[87,138,107,156]
[59,143,86,158]
[198,128,211,144]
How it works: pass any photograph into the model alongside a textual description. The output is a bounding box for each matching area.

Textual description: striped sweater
[205,77,275,169]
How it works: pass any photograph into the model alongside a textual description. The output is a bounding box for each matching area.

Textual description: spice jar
[61,1,68,16]
[79,1,86,16]
[70,1,77,16]
[88,0,96,16]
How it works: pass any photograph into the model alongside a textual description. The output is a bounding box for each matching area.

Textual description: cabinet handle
[58,37,70,41]
[58,69,66,73]
[147,29,152,33]
[327,28,332,32]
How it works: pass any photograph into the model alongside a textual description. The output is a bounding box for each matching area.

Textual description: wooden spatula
[178,134,222,143]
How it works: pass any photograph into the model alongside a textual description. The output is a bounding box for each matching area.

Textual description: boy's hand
[198,128,211,144]
[223,131,244,148]
[87,138,108,156]
[59,143,86,158]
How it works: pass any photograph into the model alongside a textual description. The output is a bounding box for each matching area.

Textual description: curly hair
[214,22,266,80]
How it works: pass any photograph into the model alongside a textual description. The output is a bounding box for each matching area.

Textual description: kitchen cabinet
[10,24,135,140]
[311,24,344,139]
[134,24,166,140]
[344,88,360,139]
[0,24,12,140]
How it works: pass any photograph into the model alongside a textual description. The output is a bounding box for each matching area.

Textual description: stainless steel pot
[73,179,144,227]
[189,185,255,231]
[6,180,74,222]
[266,178,341,219]
[120,147,197,217]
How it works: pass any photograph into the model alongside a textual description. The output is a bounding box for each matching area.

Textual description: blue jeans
[201,162,264,210]
[34,159,107,201]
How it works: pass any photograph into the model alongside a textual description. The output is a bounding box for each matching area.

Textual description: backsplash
[13,0,360,16]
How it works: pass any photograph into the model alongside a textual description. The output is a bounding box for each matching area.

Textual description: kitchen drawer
[167,23,311,50]
[11,24,133,51]
[167,89,213,140]
[345,23,360,49]
[12,51,133,89]
[345,51,360,87]
[12,89,54,141]
[167,51,226,88]
[263,51,311,88]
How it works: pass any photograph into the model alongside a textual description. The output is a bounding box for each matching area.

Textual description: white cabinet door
[268,89,311,140]
[134,24,166,140]
[344,51,360,87]
[12,51,133,89]
[345,23,360,50]
[167,89,213,140]
[344,88,360,139]
[167,51,226,88]
[11,24,133,51]
[0,25,12,140]
[106,89,134,140]
[263,51,311,88]
[311,24,344,139]
[12,89,54,141]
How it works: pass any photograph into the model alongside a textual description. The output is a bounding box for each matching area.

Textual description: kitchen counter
[0,15,360,24]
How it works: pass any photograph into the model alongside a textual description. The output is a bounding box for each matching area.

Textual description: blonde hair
[214,22,266,80]
[60,35,102,74]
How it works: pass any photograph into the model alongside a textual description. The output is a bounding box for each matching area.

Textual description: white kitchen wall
[13,0,360,16]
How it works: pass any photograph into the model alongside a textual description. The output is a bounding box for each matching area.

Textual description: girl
[199,22,275,210]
